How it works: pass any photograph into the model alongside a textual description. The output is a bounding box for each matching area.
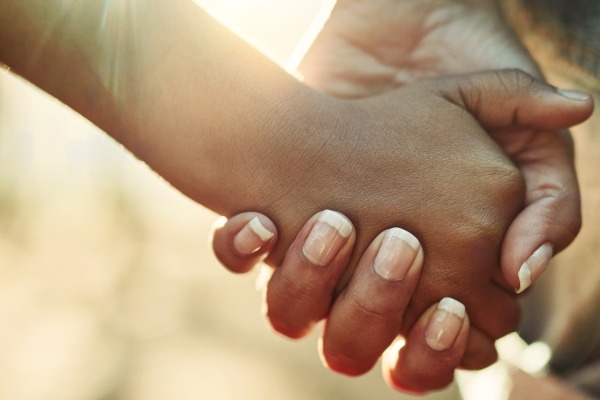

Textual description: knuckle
[451,212,503,253]
[467,161,524,239]
[265,273,318,338]
[322,297,395,376]
[348,295,388,324]
[492,162,525,206]
[494,68,537,95]
[269,270,312,306]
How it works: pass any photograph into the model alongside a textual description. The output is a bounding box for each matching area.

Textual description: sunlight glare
[96,0,138,102]
[193,0,334,70]
[456,363,511,400]
[456,333,554,400]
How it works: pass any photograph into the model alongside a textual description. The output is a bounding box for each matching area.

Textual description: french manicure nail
[425,297,465,351]
[557,88,591,102]
[234,217,274,256]
[373,228,422,281]
[302,210,352,266]
[517,243,553,293]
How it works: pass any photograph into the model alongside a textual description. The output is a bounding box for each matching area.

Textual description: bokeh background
[0,1,461,399]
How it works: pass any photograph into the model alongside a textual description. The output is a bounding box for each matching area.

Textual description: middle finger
[321,227,424,376]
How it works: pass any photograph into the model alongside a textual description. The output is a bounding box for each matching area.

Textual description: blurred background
[0,1,461,399]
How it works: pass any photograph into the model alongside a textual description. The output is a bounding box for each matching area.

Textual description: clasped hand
[211,0,593,393]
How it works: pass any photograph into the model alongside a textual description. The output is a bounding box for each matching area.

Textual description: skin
[210,69,592,389]
[213,0,594,392]
[298,0,541,95]
[296,0,581,293]
[0,0,593,393]
[214,211,474,392]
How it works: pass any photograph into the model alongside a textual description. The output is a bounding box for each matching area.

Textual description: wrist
[122,2,341,217]
[206,86,340,216]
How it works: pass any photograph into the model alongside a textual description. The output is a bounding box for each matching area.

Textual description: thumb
[437,69,593,131]
[438,69,593,293]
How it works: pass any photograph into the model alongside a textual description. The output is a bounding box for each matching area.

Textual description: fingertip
[459,329,498,370]
[383,300,469,393]
[321,351,374,376]
[443,70,594,131]
[554,88,595,120]
[382,339,428,395]
[383,368,428,396]
[212,212,277,274]
[317,322,377,376]
[267,316,312,339]
[525,74,594,126]
[533,91,594,131]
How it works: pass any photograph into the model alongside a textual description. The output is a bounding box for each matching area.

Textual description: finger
[460,284,521,341]
[401,277,520,344]
[320,227,424,376]
[436,69,593,293]
[437,69,594,131]
[383,298,469,394]
[460,327,498,370]
[266,210,356,338]
[211,212,277,274]
[499,129,580,293]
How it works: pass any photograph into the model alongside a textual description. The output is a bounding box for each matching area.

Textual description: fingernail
[234,217,274,256]
[517,243,553,293]
[425,298,465,351]
[302,210,352,266]
[373,228,422,281]
[557,88,591,102]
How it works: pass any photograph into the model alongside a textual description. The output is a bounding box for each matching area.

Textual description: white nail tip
[438,297,465,319]
[385,227,421,250]
[318,210,352,238]
[248,217,274,241]
[516,243,553,294]
[517,265,532,294]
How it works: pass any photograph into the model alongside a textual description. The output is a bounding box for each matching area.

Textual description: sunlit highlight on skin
[286,0,335,73]
[97,0,137,104]
[26,0,77,72]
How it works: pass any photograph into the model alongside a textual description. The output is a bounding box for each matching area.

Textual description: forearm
[0,0,128,140]
[0,0,324,214]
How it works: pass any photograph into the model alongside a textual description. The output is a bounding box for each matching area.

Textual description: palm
[298,0,541,97]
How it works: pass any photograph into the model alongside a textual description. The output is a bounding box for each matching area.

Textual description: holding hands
[213,70,592,392]
[212,0,593,393]
[0,0,593,395]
